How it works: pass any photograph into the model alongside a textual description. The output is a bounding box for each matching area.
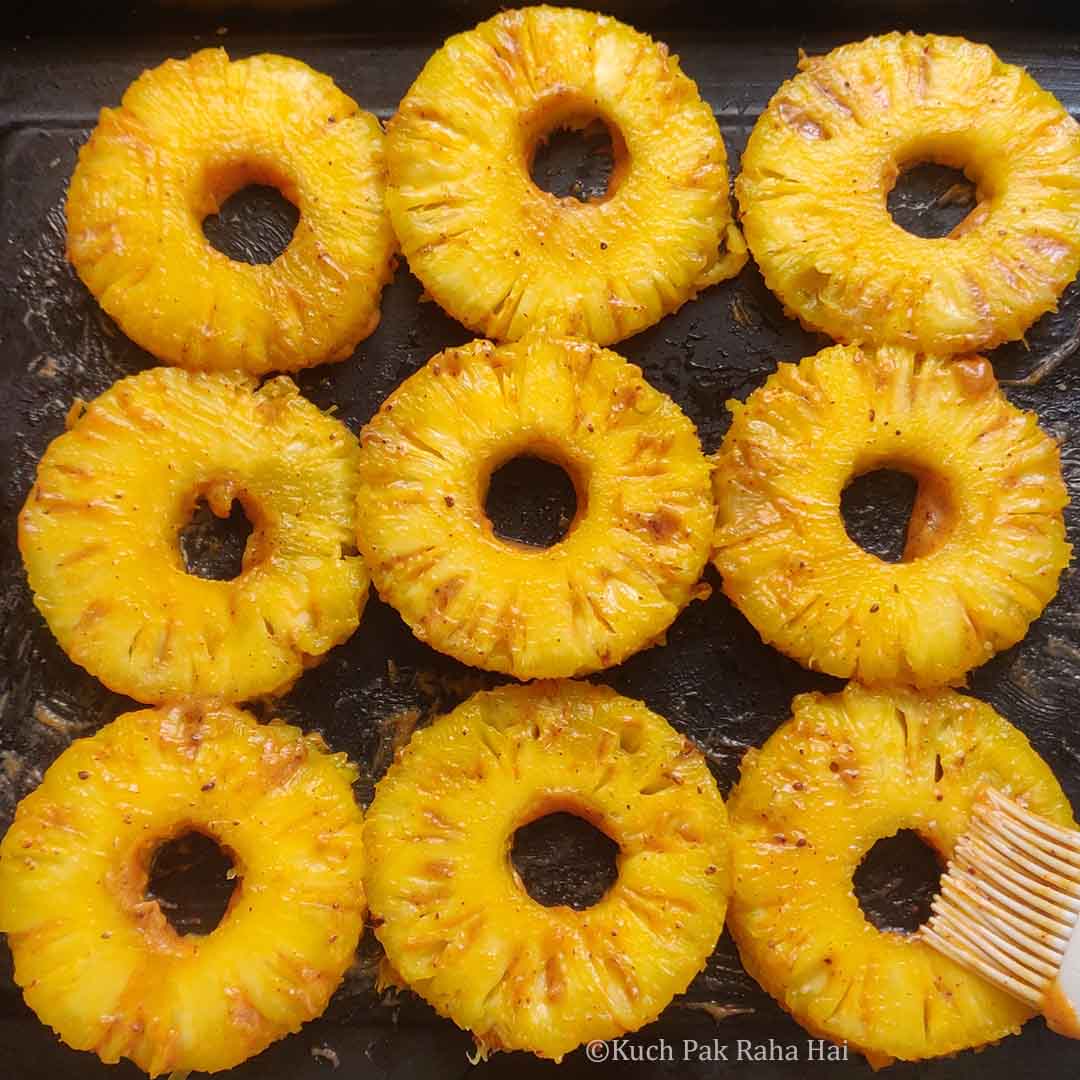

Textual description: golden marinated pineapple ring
[727,684,1074,1066]
[738,33,1080,353]
[386,6,746,345]
[365,680,730,1061]
[66,48,395,374]
[356,335,715,678]
[0,702,365,1076]
[712,344,1070,688]
[19,367,367,703]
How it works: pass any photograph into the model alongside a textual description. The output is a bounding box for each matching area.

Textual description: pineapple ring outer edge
[363,679,732,1062]
[355,335,716,679]
[0,702,366,1076]
[65,47,397,375]
[711,342,1071,688]
[726,682,1076,1065]
[737,31,1080,354]
[18,366,369,704]
[385,5,746,346]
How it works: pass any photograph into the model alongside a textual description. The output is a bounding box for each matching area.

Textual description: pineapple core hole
[203,183,299,265]
[887,163,977,239]
[512,812,619,910]
[485,455,580,548]
[180,497,253,581]
[854,829,941,935]
[147,831,237,936]
[841,469,919,563]
[530,117,618,202]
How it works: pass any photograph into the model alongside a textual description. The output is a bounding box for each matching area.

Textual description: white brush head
[1048,922,1080,1036]
[919,788,1080,1038]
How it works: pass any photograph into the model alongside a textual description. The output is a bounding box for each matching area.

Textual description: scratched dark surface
[2,4,1080,1078]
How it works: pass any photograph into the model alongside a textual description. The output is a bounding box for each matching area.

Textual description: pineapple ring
[19,367,368,703]
[712,343,1070,688]
[365,680,731,1061]
[386,6,746,345]
[738,32,1080,353]
[727,683,1074,1066]
[356,335,715,678]
[66,48,396,374]
[0,702,365,1075]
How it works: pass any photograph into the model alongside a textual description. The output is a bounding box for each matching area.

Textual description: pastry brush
[920,787,1080,1038]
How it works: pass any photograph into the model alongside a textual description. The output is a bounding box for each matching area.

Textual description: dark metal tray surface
[2,6,1080,1078]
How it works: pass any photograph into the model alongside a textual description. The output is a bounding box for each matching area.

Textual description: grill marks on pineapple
[355,338,713,678]
[67,50,395,374]
[19,368,366,703]
[777,100,829,142]
[739,32,1080,353]
[727,684,1072,1063]
[385,7,743,345]
[56,540,107,567]
[711,344,1069,686]
[0,704,365,1074]
[364,682,730,1059]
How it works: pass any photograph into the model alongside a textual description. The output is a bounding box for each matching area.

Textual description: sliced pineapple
[386,5,745,344]
[727,683,1074,1066]
[355,335,715,678]
[738,32,1080,353]
[66,48,395,374]
[0,702,365,1076]
[712,344,1070,687]
[19,367,367,703]
[365,680,730,1061]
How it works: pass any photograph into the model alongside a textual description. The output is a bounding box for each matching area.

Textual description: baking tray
[3,3,1080,1077]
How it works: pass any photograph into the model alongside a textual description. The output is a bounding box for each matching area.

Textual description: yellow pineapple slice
[738,32,1080,353]
[712,344,1070,687]
[19,367,366,703]
[355,335,715,678]
[365,680,730,1061]
[726,683,1074,1066]
[386,5,745,344]
[0,702,364,1076]
[66,48,395,374]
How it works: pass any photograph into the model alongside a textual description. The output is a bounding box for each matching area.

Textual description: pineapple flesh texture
[726,683,1074,1066]
[712,344,1070,688]
[386,5,745,345]
[66,48,396,374]
[355,335,715,678]
[364,680,730,1061]
[19,367,367,703]
[0,703,365,1076]
[737,32,1080,353]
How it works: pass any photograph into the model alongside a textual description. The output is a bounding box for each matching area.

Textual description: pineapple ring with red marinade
[66,48,395,374]
[711,343,1070,688]
[0,702,365,1075]
[386,5,746,345]
[738,32,1080,353]
[727,683,1074,1066]
[355,335,716,679]
[19,367,367,703]
[365,680,731,1062]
